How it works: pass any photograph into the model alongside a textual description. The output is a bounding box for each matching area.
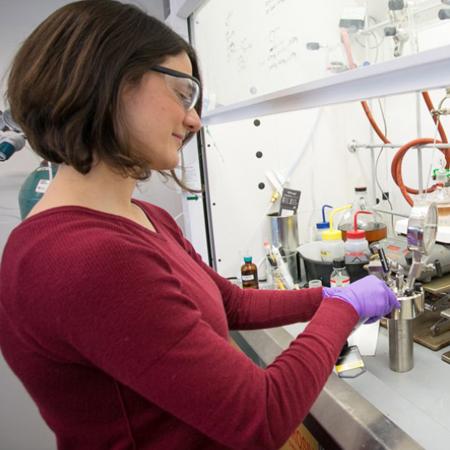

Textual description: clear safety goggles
[151,65,201,111]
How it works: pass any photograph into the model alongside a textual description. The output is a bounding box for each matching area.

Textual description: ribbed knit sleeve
[184,237,324,329]
[149,202,324,329]
[0,204,359,450]
[51,240,357,450]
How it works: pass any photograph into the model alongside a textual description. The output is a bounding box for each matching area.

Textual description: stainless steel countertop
[237,324,447,450]
[346,325,450,450]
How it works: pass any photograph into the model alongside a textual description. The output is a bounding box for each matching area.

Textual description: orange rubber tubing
[361,95,449,206]
[340,28,449,205]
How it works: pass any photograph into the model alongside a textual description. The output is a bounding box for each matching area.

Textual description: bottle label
[35,179,50,194]
[242,274,255,281]
[330,277,350,287]
[345,251,368,264]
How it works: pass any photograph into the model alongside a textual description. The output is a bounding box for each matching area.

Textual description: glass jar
[330,259,350,287]
[338,186,387,243]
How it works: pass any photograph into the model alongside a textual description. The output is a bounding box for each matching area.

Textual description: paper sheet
[284,320,379,356]
[347,320,380,356]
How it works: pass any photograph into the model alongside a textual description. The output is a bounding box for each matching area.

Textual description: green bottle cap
[244,256,252,263]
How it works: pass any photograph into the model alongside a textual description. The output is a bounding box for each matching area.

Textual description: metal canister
[268,213,299,250]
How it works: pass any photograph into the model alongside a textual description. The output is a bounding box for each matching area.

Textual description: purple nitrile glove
[322,275,400,323]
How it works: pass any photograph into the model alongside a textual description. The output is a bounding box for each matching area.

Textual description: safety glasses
[151,66,201,111]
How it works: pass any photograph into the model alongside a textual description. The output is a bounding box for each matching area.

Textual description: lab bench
[231,322,450,450]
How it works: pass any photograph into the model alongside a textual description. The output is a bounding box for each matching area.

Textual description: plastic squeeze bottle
[344,210,371,264]
[320,205,351,262]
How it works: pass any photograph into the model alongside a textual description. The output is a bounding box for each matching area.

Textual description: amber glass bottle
[241,256,259,289]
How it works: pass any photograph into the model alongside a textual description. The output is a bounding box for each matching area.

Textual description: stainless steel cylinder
[268,214,301,284]
[281,251,301,284]
[388,319,413,372]
[387,291,424,320]
[268,214,299,250]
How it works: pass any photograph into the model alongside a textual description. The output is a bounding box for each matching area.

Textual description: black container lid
[354,186,367,192]
[332,258,346,268]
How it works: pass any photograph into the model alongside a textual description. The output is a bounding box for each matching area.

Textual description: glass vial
[330,259,350,287]
[241,256,259,289]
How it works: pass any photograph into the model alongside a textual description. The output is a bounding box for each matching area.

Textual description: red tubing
[391,138,443,205]
[362,96,449,206]
[361,100,390,144]
[340,28,449,206]
[388,94,449,206]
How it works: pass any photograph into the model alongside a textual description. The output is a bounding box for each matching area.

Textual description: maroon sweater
[0,201,357,450]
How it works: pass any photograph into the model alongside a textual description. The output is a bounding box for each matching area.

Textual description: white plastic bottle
[314,222,330,241]
[320,229,345,262]
[320,205,350,262]
[344,211,371,264]
[344,230,370,264]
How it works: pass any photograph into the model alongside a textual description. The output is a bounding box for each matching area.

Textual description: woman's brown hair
[6,0,202,186]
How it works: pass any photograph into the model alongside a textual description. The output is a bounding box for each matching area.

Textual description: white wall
[200,89,450,279]
[190,0,450,279]
[0,2,169,449]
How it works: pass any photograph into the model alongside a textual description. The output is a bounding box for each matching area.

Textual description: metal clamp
[430,308,450,337]
[431,87,450,117]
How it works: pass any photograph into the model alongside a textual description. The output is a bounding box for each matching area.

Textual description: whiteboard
[192,0,450,110]
[193,0,350,108]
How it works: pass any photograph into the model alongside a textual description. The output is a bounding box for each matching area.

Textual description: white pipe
[416,93,424,194]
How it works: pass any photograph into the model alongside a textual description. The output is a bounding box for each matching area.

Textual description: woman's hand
[322,275,400,323]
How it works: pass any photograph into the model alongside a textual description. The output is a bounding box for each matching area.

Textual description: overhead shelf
[175,0,208,19]
[202,44,450,126]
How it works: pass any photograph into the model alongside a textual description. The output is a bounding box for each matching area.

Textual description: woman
[0,1,399,449]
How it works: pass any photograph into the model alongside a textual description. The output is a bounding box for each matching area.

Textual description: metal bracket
[425,293,450,312]
[347,139,358,153]
[431,315,450,336]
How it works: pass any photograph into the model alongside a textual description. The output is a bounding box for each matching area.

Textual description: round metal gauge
[406,201,438,255]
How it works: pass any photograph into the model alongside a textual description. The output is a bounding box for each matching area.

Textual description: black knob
[439,9,450,20]
[435,259,443,277]
[384,26,397,37]
[306,42,320,51]
[377,248,389,274]
[389,0,405,10]
[405,253,413,266]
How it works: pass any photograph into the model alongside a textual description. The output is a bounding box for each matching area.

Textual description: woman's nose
[184,108,202,133]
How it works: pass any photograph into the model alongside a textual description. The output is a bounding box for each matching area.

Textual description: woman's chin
[151,157,180,171]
